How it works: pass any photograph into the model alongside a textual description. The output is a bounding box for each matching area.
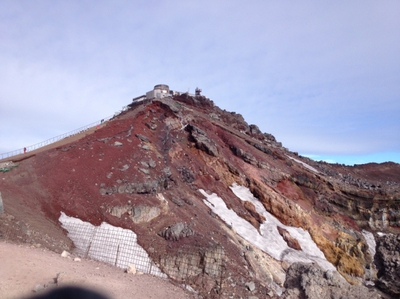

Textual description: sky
[1,1,399,165]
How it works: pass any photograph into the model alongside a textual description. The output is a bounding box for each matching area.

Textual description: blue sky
[1,1,399,165]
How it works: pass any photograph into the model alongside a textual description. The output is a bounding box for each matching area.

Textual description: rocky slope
[1,93,399,298]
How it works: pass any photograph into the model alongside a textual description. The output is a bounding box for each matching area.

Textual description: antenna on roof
[195,87,202,97]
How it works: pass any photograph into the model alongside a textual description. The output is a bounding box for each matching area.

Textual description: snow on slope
[286,155,319,173]
[200,184,335,271]
[362,230,376,259]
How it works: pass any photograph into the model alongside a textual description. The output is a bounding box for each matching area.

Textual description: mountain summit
[1,86,399,298]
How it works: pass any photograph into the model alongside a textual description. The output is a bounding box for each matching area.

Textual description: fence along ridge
[0,113,117,160]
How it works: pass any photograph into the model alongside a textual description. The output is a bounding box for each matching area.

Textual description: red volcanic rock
[277,226,302,251]
[243,200,266,224]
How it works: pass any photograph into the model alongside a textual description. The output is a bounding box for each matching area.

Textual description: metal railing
[0,114,116,161]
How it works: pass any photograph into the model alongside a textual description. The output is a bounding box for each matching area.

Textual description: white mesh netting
[59,212,165,278]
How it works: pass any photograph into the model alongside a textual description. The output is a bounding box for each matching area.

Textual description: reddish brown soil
[0,241,194,299]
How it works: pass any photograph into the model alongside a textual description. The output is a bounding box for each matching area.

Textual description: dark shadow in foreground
[29,286,109,299]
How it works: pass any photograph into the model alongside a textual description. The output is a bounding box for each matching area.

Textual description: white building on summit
[131,84,202,104]
[145,84,171,100]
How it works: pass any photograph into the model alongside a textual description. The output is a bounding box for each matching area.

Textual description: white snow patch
[200,185,335,271]
[362,230,376,259]
[286,155,319,173]
[59,212,166,277]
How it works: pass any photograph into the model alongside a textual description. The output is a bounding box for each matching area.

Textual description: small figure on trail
[23,147,26,154]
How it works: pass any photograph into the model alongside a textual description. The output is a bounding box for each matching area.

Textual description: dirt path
[0,241,194,299]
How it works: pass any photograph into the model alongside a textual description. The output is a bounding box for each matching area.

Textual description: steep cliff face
[0,93,399,298]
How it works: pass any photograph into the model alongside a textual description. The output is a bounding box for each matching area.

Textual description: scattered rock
[126,125,134,137]
[114,141,123,147]
[139,144,150,150]
[120,164,129,171]
[140,161,149,168]
[61,250,71,258]
[74,257,81,262]
[245,281,256,292]
[136,134,150,143]
[146,122,158,130]
[55,272,68,286]
[126,264,137,274]
[170,197,184,207]
[33,284,44,293]
[139,168,150,175]
[148,159,157,168]
[184,198,194,206]
[163,167,172,177]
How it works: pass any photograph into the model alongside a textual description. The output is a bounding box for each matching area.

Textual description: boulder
[61,250,71,258]
[126,264,137,274]
[158,222,194,241]
[245,281,256,292]
[135,134,150,143]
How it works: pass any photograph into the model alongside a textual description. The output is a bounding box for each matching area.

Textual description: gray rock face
[281,263,381,299]
[100,178,168,196]
[158,222,194,241]
[246,140,273,156]
[230,145,258,166]
[186,125,218,157]
[159,245,225,283]
[375,234,400,297]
